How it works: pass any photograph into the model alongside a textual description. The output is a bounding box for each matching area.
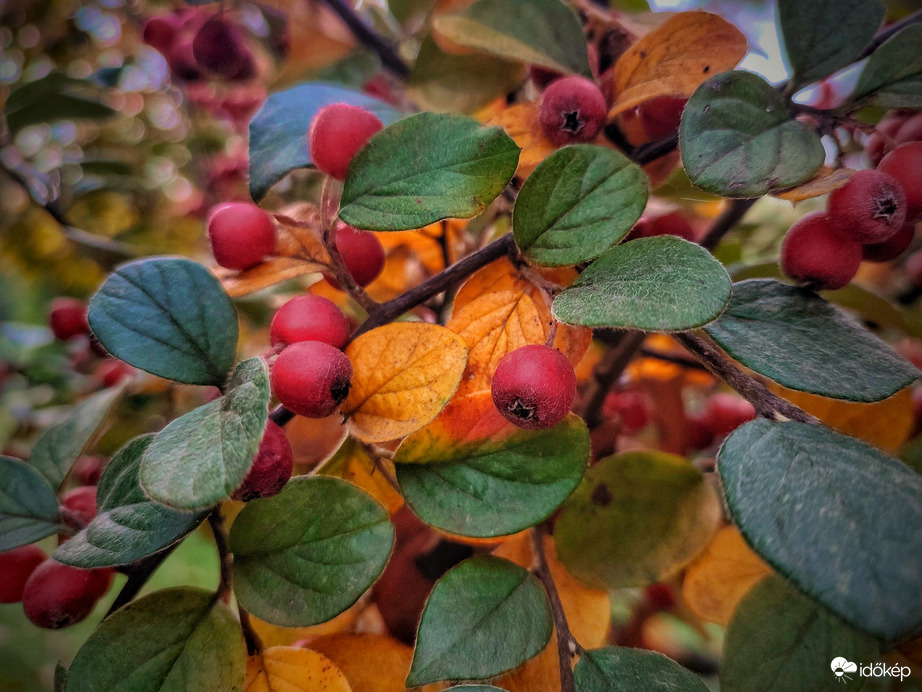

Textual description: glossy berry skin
[192,17,250,79]
[49,298,89,341]
[232,421,294,501]
[703,393,755,438]
[539,76,607,147]
[60,486,98,528]
[491,345,576,430]
[863,223,915,262]
[22,560,113,629]
[878,142,922,222]
[270,295,351,349]
[208,202,276,270]
[325,224,386,289]
[0,545,46,603]
[780,212,862,291]
[271,341,353,418]
[827,169,906,244]
[309,103,383,180]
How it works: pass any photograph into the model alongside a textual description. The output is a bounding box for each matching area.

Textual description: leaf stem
[238,603,264,656]
[676,332,818,424]
[319,0,410,78]
[105,545,177,617]
[209,507,233,602]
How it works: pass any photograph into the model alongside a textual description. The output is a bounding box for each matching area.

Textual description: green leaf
[248,83,403,201]
[5,73,117,132]
[88,258,238,387]
[722,575,879,692]
[718,419,922,643]
[853,24,922,108]
[0,455,60,551]
[552,236,732,331]
[680,70,825,197]
[409,35,525,115]
[54,436,206,568]
[432,0,591,77]
[394,414,589,537]
[407,555,551,686]
[704,279,919,402]
[338,112,520,230]
[30,386,122,490]
[778,0,883,89]
[574,647,709,691]
[230,476,394,627]
[555,451,721,589]
[512,145,648,267]
[66,587,245,692]
[140,358,270,511]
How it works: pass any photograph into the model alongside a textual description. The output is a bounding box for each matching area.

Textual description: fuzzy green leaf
[853,24,922,108]
[574,647,709,691]
[0,456,60,551]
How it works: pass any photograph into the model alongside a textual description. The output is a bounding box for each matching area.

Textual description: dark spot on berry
[507,397,537,420]
[331,378,351,404]
[875,195,898,220]
[562,110,584,134]
[591,483,613,507]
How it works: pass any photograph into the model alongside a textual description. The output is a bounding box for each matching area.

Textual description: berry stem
[208,507,233,602]
[319,0,410,78]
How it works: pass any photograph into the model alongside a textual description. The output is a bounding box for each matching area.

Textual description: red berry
[862,223,915,262]
[635,96,687,140]
[878,142,922,222]
[603,390,650,433]
[208,202,276,270]
[491,345,576,430]
[308,104,383,180]
[780,212,862,291]
[49,298,89,341]
[866,114,904,166]
[895,112,922,146]
[60,486,98,529]
[270,295,351,349]
[703,393,755,438]
[168,39,203,82]
[539,76,607,147]
[192,17,250,79]
[826,169,906,244]
[22,560,113,629]
[72,455,106,486]
[232,421,293,501]
[0,545,46,603]
[142,15,179,55]
[645,583,676,611]
[271,341,353,418]
[96,359,134,388]
[325,224,386,289]
[631,211,696,242]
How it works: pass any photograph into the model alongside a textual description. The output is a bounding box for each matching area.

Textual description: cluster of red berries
[142,9,256,83]
[780,141,921,290]
[48,298,134,388]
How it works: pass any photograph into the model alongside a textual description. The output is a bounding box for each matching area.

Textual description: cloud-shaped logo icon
[831,658,858,682]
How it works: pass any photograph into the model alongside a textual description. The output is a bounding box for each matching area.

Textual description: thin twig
[579,331,647,429]
[676,332,818,424]
[319,0,410,77]
[531,525,583,692]
[638,347,708,371]
[209,508,233,601]
[700,198,758,252]
[238,603,264,655]
[106,544,178,616]
[860,8,922,59]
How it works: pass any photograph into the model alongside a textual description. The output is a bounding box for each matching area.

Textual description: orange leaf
[447,257,591,396]
[343,323,469,442]
[244,646,352,692]
[318,436,404,513]
[681,525,772,625]
[609,11,747,118]
[217,258,325,298]
[773,166,856,203]
[249,606,363,649]
[487,103,557,178]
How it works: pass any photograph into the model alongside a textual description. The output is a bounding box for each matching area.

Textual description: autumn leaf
[248,607,363,650]
[447,257,592,396]
[773,167,856,203]
[486,104,557,178]
[681,525,772,625]
[318,436,404,513]
[609,11,747,118]
[343,322,469,442]
[245,646,352,692]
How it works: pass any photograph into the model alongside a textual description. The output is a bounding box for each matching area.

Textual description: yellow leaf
[306,633,445,692]
[318,437,404,513]
[773,166,856,203]
[681,525,772,625]
[245,646,352,692]
[447,258,592,396]
[486,103,557,178]
[217,258,325,298]
[609,11,747,118]
[343,323,469,443]
[770,384,914,453]
[249,606,362,649]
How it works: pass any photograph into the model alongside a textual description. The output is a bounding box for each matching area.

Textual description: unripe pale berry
[862,222,915,262]
[0,545,46,603]
[309,103,383,180]
[325,224,386,289]
[49,298,89,341]
[192,17,250,79]
[539,76,607,147]
[780,212,862,291]
[491,344,576,430]
[208,202,276,270]
[270,295,351,349]
[826,169,906,244]
[703,393,755,438]
[22,560,113,629]
[232,421,294,501]
[271,341,353,418]
[878,142,922,222]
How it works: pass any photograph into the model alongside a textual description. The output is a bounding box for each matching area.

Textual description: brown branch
[676,332,818,424]
[579,331,647,429]
[700,198,758,252]
[209,508,233,601]
[238,603,264,656]
[319,0,410,78]
[860,8,922,59]
[106,545,177,617]
[638,346,707,371]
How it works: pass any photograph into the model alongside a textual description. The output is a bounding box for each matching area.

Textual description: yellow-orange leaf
[244,646,352,692]
[217,258,325,298]
[487,103,558,178]
[447,257,591,396]
[769,384,914,453]
[343,323,468,442]
[774,167,856,203]
[318,437,404,513]
[249,606,362,649]
[609,11,747,118]
[681,525,772,625]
